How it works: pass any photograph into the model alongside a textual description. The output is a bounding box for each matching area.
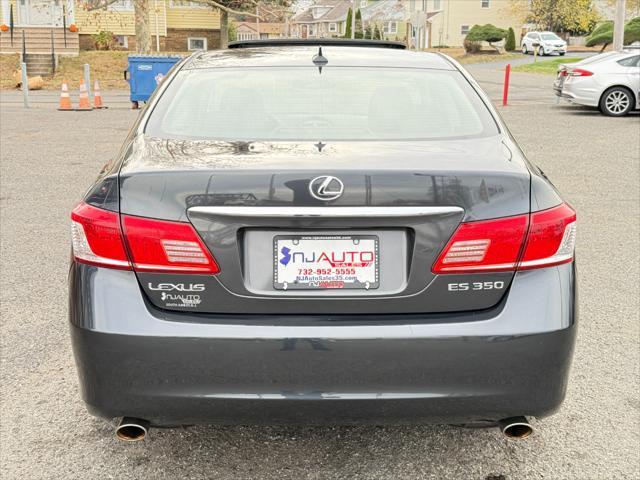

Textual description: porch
[1,0,79,55]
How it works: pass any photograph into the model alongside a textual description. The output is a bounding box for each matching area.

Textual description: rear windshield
[145,67,499,141]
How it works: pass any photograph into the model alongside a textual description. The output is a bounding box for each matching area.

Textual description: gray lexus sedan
[69,40,577,442]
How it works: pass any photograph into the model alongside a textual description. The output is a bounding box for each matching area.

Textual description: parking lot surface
[1,67,639,479]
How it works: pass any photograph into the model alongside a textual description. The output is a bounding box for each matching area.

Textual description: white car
[555,52,640,116]
[522,32,567,56]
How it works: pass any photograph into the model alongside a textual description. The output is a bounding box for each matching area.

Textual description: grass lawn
[427,47,522,64]
[512,57,582,75]
[1,51,186,90]
[50,51,131,90]
[0,53,20,89]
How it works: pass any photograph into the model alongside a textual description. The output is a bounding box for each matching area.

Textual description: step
[1,38,79,45]
[1,48,79,54]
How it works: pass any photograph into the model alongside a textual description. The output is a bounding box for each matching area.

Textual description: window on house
[433,0,442,9]
[107,0,133,10]
[238,32,259,41]
[461,25,470,35]
[170,1,206,7]
[308,24,316,36]
[188,37,207,51]
[383,22,397,34]
[114,35,129,49]
[481,0,490,7]
[328,23,337,33]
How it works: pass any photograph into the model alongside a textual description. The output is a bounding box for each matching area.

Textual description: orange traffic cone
[93,80,106,109]
[57,82,73,111]
[76,82,92,111]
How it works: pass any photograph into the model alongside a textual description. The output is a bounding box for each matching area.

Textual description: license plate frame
[273,235,379,291]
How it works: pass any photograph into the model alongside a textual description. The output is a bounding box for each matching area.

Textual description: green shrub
[585,21,613,48]
[586,17,640,50]
[505,27,516,51]
[228,21,237,42]
[373,24,382,40]
[91,31,118,51]
[625,16,640,44]
[463,38,482,54]
[465,24,507,52]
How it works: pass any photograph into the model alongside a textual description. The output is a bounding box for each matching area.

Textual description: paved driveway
[1,66,639,479]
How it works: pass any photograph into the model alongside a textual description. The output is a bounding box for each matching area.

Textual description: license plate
[274,235,379,290]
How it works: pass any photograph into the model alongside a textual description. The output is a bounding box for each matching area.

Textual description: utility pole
[613,0,626,51]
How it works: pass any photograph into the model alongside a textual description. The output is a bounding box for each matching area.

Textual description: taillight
[518,203,576,270]
[568,68,593,77]
[122,215,220,274]
[71,202,220,274]
[432,215,528,273]
[71,203,131,269]
[432,203,576,274]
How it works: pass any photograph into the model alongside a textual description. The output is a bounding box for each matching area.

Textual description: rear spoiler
[228,39,407,50]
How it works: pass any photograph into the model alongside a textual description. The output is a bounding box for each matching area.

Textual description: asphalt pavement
[1,64,639,480]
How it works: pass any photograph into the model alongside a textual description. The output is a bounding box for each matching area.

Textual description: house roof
[292,1,352,24]
[236,22,285,35]
[361,0,408,22]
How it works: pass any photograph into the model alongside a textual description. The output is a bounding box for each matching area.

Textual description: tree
[228,20,238,42]
[355,8,363,39]
[81,0,150,53]
[465,24,508,52]
[344,7,353,39]
[190,1,292,49]
[373,24,381,40]
[84,1,292,52]
[627,16,640,42]
[505,27,516,51]
[586,16,640,50]
[507,0,600,35]
[586,20,614,50]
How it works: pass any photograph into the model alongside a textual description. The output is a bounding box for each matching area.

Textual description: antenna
[312,46,328,74]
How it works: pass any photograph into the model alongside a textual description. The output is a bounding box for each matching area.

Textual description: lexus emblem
[308,176,344,201]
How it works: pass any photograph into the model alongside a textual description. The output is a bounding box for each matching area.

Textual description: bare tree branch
[189,0,261,18]
[79,0,122,12]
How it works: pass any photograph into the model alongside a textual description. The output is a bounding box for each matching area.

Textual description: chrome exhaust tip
[498,416,533,439]
[115,417,150,442]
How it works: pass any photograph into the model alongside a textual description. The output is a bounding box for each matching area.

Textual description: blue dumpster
[125,55,182,108]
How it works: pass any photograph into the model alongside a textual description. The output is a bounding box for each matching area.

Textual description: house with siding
[421,0,523,47]
[291,0,441,45]
[0,0,222,56]
[236,21,286,41]
[290,1,351,38]
[291,0,521,48]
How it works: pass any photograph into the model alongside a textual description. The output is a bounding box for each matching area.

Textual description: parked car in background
[554,51,640,116]
[522,32,567,56]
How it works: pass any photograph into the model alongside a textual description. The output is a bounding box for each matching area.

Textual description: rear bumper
[561,81,600,107]
[69,263,578,426]
[542,46,567,54]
